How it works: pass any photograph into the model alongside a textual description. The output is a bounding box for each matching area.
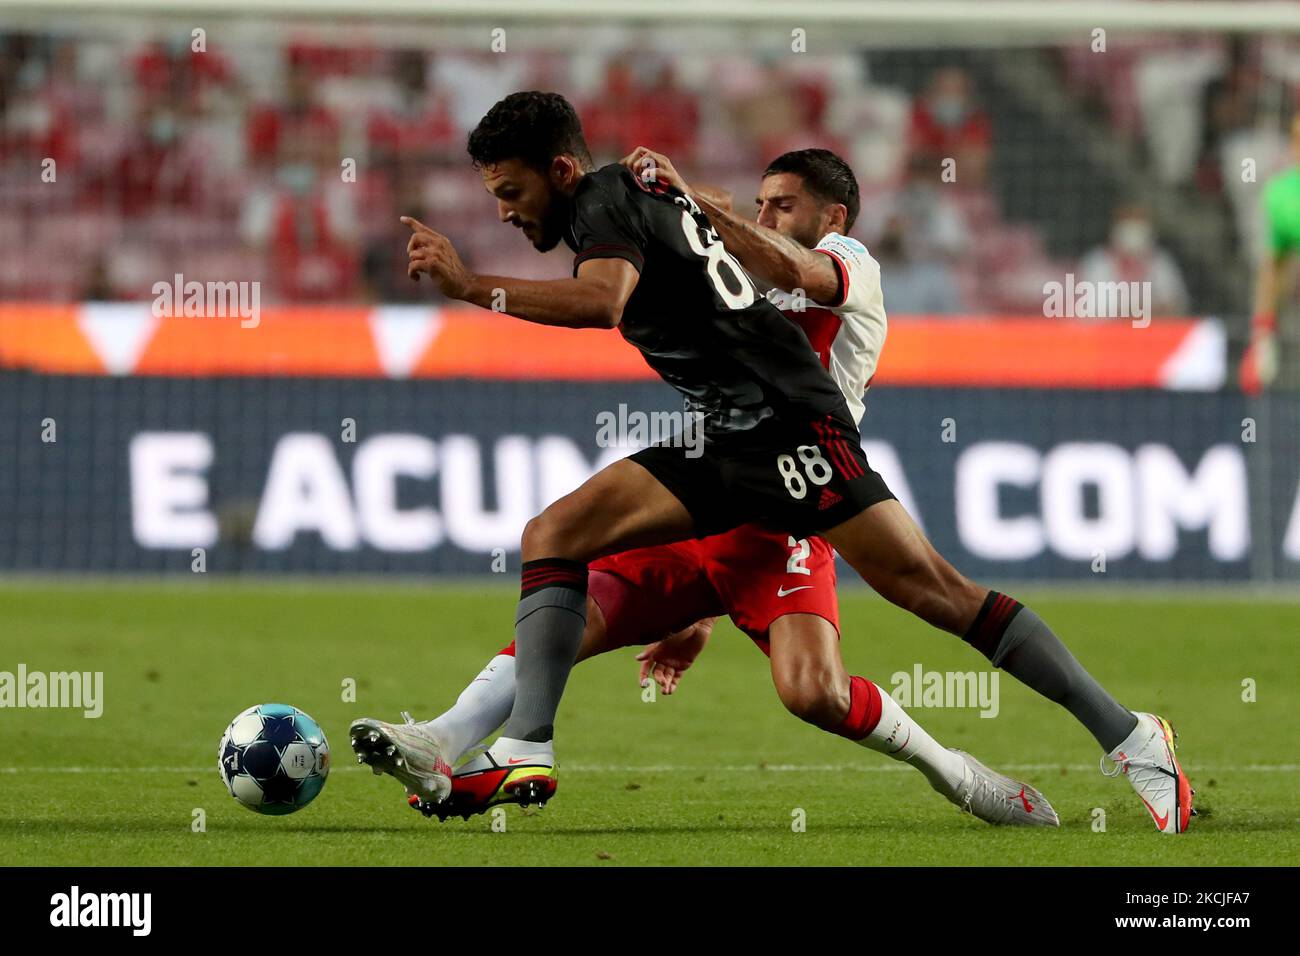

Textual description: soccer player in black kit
[352,92,1193,834]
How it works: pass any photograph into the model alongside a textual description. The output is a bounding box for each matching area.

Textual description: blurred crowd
[1058,34,1300,264]
[0,29,1292,316]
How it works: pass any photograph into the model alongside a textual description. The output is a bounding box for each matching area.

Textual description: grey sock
[992,607,1138,752]
[499,586,587,742]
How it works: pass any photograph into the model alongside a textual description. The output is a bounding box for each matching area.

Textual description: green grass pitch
[2,581,1297,866]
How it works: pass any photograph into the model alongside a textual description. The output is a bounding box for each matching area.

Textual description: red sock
[498,641,516,657]
[833,676,883,741]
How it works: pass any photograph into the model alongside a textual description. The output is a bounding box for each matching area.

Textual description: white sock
[1106,711,1156,760]
[854,684,966,793]
[420,654,516,764]
[487,735,554,762]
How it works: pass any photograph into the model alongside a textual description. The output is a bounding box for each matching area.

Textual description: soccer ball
[218,703,330,815]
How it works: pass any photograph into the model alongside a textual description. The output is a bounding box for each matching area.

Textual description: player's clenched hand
[401,215,473,298]
[621,146,691,197]
[635,617,714,696]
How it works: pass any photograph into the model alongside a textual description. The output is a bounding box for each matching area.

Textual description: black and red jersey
[563,164,847,435]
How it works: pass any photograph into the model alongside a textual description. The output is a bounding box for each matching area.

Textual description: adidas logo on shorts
[818,487,843,510]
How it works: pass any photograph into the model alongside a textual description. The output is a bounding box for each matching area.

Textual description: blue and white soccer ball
[218,704,330,815]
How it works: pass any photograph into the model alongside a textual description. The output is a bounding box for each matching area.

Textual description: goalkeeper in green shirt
[1243,115,1300,393]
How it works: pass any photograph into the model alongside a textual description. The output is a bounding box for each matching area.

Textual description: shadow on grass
[1,817,964,838]
[0,819,419,836]
[5,815,1292,840]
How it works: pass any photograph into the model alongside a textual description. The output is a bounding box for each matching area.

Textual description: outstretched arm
[635,617,715,696]
[403,215,638,330]
[692,184,735,214]
[695,192,841,303]
[1241,249,1285,394]
[620,147,840,303]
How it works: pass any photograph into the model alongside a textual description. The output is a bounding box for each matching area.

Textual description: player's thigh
[706,526,840,652]
[583,548,725,655]
[523,458,696,561]
[574,596,608,664]
[767,613,850,720]
[821,498,983,631]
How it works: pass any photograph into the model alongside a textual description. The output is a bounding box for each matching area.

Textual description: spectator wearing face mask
[239,151,360,302]
[246,53,339,172]
[239,49,357,301]
[1075,204,1190,319]
[909,66,991,187]
[100,103,199,216]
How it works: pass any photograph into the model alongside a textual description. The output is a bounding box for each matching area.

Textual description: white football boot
[478,736,559,807]
[945,749,1060,827]
[405,743,558,821]
[350,712,453,803]
[1101,712,1194,834]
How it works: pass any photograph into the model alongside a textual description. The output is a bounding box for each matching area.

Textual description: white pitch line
[2,763,1298,774]
[568,763,1300,774]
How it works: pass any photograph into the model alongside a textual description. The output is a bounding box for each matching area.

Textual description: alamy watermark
[0,664,103,718]
[151,274,261,328]
[596,403,703,458]
[1043,274,1151,328]
[890,665,999,718]
[50,886,150,935]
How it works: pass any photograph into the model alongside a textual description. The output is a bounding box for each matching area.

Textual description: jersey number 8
[776,445,833,499]
[678,210,755,310]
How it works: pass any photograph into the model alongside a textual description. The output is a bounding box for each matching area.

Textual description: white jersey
[764,232,888,426]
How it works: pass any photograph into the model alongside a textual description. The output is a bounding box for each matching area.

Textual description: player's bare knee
[775,670,847,729]
[519,513,548,558]
[776,683,819,724]
[520,509,580,560]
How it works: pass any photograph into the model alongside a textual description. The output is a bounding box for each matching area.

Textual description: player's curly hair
[467,91,594,173]
[763,148,860,231]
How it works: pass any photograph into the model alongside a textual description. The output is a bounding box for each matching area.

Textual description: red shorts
[588,525,839,656]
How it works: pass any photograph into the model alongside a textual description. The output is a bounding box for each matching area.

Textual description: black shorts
[630,404,895,539]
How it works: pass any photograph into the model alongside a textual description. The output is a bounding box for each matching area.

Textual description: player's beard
[530,196,570,252]
[790,220,822,251]
[532,226,562,252]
